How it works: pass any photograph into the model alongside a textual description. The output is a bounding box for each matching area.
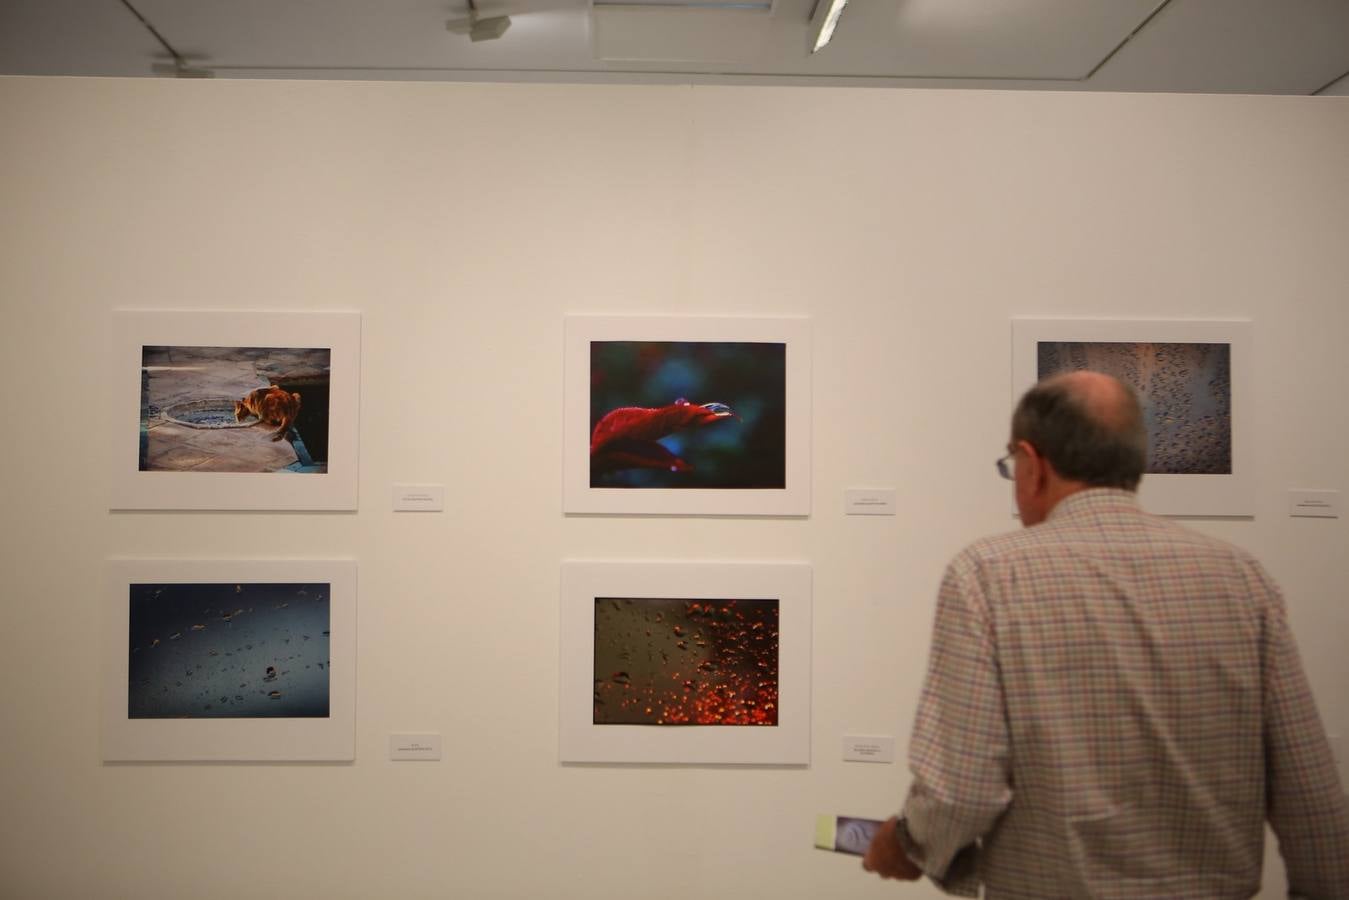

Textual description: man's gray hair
[1011,374,1147,491]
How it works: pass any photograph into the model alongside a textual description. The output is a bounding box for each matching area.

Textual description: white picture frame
[101,558,357,762]
[1012,318,1253,517]
[108,309,361,511]
[563,315,811,516]
[559,560,811,765]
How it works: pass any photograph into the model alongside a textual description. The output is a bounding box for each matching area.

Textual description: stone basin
[162,397,255,429]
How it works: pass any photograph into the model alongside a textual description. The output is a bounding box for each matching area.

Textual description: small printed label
[842,734,895,763]
[844,489,897,516]
[1288,490,1340,519]
[393,484,445,512]
[389,733,443,761]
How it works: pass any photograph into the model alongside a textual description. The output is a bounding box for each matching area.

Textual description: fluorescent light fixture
[808,0,848,53]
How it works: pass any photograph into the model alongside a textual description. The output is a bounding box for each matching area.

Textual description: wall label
[842,734,895,763]
[393,484,446,512]
[1288,489,1340,519]
[844,489,897,516]
[390,733,443,761]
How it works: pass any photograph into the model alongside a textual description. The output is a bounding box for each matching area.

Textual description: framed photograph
[563,315,811,516]
[559,560,811,765]
[108,310,360,510]
[101,559,356,762]
[1012,318,1253,517]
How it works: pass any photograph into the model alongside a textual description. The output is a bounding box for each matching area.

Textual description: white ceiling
[2,0,1347,94]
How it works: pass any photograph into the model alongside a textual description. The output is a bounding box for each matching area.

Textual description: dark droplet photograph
[1037,341,1232,475]
[128,582,331,718]
[593,597,779,726]
[589,341,787,489]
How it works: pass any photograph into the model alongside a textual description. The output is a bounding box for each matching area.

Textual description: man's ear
[1019,440,1048,491]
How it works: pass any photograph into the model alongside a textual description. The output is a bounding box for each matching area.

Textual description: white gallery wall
[1,76,1346,899]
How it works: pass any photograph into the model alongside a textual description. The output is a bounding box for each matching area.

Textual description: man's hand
[861,816,923,881]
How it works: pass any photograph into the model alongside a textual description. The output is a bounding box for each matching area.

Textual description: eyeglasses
[996,450,1015,481]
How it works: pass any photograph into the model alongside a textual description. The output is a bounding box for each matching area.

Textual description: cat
[233,385,301,442]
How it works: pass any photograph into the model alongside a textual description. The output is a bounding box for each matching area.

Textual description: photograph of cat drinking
[139,345,331,474]
[234,385,302,442]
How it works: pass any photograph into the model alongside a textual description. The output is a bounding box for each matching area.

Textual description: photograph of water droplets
[593,597,779,726]
[128,582,330,718]
[1037,342,1231,475]
[589,341,786,489]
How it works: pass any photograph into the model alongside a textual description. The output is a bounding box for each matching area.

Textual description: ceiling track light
[150,58,214,78]
[120,1,214,77]
[807,0,849,54]
[446,0,513,43]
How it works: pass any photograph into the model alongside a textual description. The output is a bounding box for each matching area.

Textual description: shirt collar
[1045,487,1141,524]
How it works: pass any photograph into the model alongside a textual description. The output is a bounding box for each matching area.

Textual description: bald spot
[1039,370,1140,434]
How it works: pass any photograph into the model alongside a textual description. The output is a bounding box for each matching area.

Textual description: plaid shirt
[900,489,1349,898]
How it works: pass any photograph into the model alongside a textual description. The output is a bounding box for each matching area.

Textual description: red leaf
[592,439,690,475]
[590,400,734,454]
[589,399,737,475]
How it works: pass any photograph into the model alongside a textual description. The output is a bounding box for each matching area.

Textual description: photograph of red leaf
[590,341,786,489]
[564,315,810,516]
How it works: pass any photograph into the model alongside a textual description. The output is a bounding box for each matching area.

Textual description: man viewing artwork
[862,371,1349,898]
